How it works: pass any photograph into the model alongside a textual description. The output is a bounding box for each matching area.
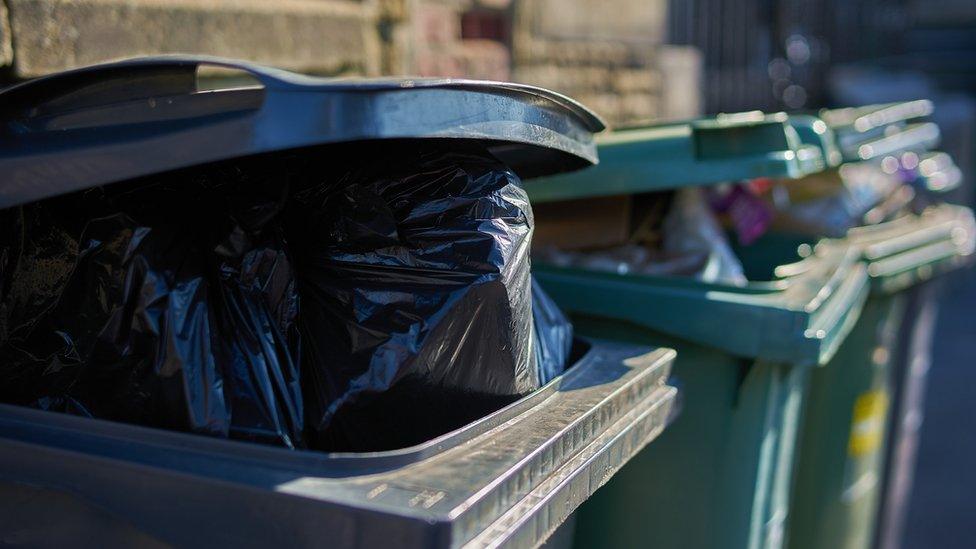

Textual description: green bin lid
[524,112,824,203]
[848,122,941,163]
[915,152,963,193]
[819,101,937,162]
[820,100,933,133]
[820,203,976,295]
[789,115,843,168]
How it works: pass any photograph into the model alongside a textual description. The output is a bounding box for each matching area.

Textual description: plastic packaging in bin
[0,164,308,448]
[534,188,747,286]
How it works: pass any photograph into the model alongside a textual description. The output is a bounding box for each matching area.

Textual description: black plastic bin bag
[0,142,573,451]
[532,278,573,386]
[288,143,548,449]
[0,171,305,448]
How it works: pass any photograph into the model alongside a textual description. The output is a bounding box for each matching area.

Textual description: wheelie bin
[771,105,975,549]
[0,56,682,548]
[524,113,869,549]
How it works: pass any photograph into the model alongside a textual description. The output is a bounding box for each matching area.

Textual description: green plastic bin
[777,107,976,549]
[525,114,870,549]
[873,149,967,549]
[784,205,975,549]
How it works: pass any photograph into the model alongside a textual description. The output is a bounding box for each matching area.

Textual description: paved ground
[903,267,976,548]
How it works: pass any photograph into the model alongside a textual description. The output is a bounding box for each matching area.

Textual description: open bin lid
[819,100,937,162]
[835,203,976,295]
[914,152,963,193]
[819,100,933,135]
[523,112,824,203]
[0,55,605,209]
[789,115,843,169]
[844,122,940,163]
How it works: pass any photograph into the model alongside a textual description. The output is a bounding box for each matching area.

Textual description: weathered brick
[0,1,12,67]
[512,64,610,93]
[472,0,512,9]
[611,68,660,93]
[520,38,632,66]
[413,1,460,46]
[455,39,510,80]
[573,92,621,123]
[413,46,463,77]
[378,0,409,22]
[656,45,703,118]
[7,0,381,77]
[413,39,509,80]
[618,92,658,123]
[525,0,666,44]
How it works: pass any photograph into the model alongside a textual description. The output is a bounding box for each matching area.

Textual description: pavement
[902,266,976,548]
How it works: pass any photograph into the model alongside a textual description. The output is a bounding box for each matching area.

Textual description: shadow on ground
[903,267,976,548]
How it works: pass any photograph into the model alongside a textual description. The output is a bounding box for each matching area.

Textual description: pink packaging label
[707,183,773,245]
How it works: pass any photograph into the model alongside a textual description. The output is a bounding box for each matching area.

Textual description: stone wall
[384,0,512,81]
[0,0,702,124]
[510,0,701,125]
[1,0,381,78]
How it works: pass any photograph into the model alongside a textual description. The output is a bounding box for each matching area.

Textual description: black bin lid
[0,55,605,209]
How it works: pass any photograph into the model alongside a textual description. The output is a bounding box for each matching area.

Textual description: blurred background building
[0,0,699,125]
[4,0,972,191]
[2,0,975,114]
[1,1,973,121]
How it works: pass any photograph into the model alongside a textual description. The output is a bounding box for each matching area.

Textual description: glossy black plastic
[0,143,572,451]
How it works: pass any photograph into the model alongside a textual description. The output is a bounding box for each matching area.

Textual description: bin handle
[0,55,304,121]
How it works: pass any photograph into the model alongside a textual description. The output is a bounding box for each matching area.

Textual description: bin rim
[832,204,976,294]
[524,111,823,202]
[0,340,677,547]
[534,243,870,367]
[819,100,933,134]
[0,339,672,471]
[788,114,844,168]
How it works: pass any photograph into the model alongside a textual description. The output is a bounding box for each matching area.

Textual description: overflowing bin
[772,104,975,549]
[0,56,681,547]
[525,113,869,549]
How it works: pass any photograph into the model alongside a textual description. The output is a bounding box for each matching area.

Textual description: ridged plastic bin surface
[0,341,677,549]
[535,243,869,549]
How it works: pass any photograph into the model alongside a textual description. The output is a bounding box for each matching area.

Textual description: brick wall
[387,0,512,81]
[510,0,701,126]
[0,0,702,125]
[0,0,381,79]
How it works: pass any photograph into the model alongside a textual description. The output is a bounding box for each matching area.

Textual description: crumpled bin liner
[287,144,562,449]
[0,167,304,448]
[0,142,572,451]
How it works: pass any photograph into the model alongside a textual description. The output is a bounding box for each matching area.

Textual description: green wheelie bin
[524,113,869,549]
[765,106,976,549]
[871,150,972,549]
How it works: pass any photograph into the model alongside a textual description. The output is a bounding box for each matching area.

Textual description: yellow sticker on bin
[848,390,889,457]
